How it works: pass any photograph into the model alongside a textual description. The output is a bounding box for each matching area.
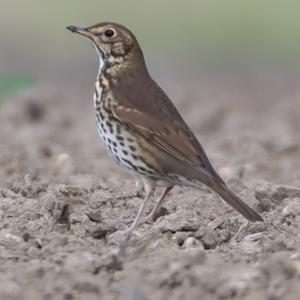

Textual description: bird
[66,22,263,237]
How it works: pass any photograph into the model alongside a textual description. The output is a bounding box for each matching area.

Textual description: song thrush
[67,22,263,235]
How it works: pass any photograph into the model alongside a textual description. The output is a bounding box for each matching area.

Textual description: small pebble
[282,199,300,217]
[3,233,23,243]
[183,237,199,249]
[55,153,73,173]
[208,216,226,230]
[244,232,266,242]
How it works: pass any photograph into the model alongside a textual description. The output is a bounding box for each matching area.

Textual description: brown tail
[208,180,263,222]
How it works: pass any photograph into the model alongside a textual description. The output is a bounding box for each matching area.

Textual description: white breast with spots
[94,99,160,178]
[91,42,161,178]
[94,108,138,174]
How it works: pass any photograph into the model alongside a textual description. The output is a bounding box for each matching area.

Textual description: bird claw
[140,215,155,225]
[126,214,155,226]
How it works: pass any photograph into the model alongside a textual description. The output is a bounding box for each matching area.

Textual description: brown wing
[111,72,224,184]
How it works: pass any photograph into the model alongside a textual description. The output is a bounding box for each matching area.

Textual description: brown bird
[67,22,263,236]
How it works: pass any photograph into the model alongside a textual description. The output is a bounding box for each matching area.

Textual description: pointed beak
[66,25,93,38]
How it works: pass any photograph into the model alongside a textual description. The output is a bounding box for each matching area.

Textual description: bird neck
[94,48,149,93]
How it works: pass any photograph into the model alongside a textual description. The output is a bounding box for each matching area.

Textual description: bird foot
[126,214,155,226]
[139,214,156,225]
[140,207,169,225]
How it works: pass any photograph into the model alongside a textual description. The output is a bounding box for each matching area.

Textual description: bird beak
[66,25,93,38]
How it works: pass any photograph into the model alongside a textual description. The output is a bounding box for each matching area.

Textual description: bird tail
[208,180,263,222]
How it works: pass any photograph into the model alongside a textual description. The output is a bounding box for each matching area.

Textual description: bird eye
[104,29,115,38]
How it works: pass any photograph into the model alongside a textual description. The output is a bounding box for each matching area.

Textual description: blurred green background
[1,0,300,94]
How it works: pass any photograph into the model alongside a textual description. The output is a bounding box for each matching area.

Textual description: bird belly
[95,110,211,194]
[95,108,164,179]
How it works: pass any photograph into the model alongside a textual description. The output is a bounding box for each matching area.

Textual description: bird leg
[127,177,155,234]
[129,188,153,231]
[141,185,173,224]
[117,179,154,257]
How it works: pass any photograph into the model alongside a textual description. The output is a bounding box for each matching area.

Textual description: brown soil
[0,77,300,300]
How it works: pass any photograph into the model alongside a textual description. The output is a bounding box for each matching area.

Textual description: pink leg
[142,185,173,224]
[126,178,155,237]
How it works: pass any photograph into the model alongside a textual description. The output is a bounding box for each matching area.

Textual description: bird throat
[92,42,105,108]
[92,42,124,108]
[92,43,105,81]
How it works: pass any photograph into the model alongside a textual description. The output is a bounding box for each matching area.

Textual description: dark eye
[104,29,115,38]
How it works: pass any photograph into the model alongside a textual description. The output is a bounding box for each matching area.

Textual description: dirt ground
[0,74,300,300]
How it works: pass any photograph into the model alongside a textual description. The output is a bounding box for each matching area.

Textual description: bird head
[67,22,144,67]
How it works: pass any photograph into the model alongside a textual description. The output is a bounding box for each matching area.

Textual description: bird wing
[111,75,225,184]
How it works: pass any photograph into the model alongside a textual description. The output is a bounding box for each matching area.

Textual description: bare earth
[0,75,300,300]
